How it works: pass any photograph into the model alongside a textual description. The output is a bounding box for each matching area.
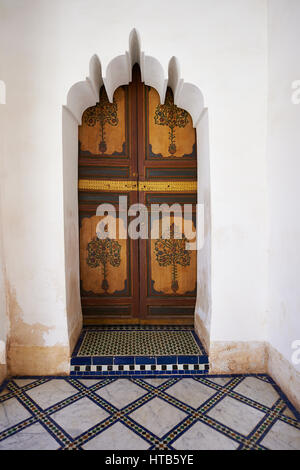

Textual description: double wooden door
[78,65,197,325]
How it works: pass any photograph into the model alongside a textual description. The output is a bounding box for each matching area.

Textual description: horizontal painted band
[79,179,197,193]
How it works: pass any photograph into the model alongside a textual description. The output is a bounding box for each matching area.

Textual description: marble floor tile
[166,378,217,409]
[233,376,280,407]
[207,396,266,436]
[25,379,78,410]
[260,420,300,450]
[50,397,110,438]
[172,421,239,450]
[77,379,103,388]
[129,397,187,437]
[0,375,299,450]
[141,378,170,387]
[205,377,232,386]
[283,407,297,420]
[0,397,32,433]
[0,387,10,397]
[82,421,150,450]
[13,379,39,388]
[0,422,60,450]
[95,379,147,409]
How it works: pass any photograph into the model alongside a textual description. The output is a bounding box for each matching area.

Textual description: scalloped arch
[65,28,204,127]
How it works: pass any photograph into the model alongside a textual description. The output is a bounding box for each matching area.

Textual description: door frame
[62,29,211,353]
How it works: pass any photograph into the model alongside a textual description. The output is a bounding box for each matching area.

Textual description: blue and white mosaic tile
[0,374,299,450]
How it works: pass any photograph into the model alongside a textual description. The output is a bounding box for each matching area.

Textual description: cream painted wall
[0,0,270,373]
[0,101,8,376]
[267,0,300,372]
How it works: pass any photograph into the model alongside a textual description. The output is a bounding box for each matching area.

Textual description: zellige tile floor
[0,374,299,450]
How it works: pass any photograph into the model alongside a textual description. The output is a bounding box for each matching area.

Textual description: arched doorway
[78,64,197,325]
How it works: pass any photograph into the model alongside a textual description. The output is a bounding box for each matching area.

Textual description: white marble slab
[260,419,300,450]
[0,422,60,450]
[13,379,38,388]
[172,420,239,450]
[205,377,232,386]
[0,397,31,433]
[50,397,110,438]
[77,379,103,388]
[166,378,217,409]
[82,421,150,450]
[25,379,78,410]
[129,397,187,437]
[233,377,279,408]
[95,379,146,409]
[207,396,265,436]
[141,378,169,387]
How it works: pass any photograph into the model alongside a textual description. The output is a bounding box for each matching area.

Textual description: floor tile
[82,421,150,450]
[172,421,239,450]
[50,397,110,438]
[25,379,78,410]
[260,419,300,450]
[129,397,187,437]
[77,328,203,357]
[166,378,217,408]
[233,376,280,407]
[207,396,266,436]
[283,407,298,420]
[76,379,103,388]
[0,422,60,450]
[205,377,232,386]
[13,379,39,388]
[0,374,299,450]
[95,379,147,409]
[0,397,32,433]
[0,387,10,397]
[141,378,169,387]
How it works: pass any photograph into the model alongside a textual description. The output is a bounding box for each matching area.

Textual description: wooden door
[78,65,197,325]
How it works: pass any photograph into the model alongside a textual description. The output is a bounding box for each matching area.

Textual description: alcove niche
[62,29,211,356]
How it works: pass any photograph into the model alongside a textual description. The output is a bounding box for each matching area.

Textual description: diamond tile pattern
[77,328,203,357]
[0,375,299,450]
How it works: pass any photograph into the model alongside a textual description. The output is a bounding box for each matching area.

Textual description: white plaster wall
[0,0,269,361]
[0,98,8,367]
[267,0,300,371]
[195,110,211,349]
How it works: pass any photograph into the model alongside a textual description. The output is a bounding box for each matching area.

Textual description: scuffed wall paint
[6,281,70,375]
[62,106,83,353]
[194,314,209,354]
[0,364,7,386]
[209,341,268,374]
[268,342,300,412]
[8,345,70,376]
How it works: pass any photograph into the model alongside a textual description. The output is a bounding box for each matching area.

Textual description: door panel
[137,75,197,324]
[78,82,140,324]
[78,64,197,325]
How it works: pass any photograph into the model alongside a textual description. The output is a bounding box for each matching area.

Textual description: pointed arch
[63,29,211,357]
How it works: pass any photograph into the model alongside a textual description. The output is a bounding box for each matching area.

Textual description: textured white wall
[0,100,8,364]
[267,0,300,371]
[0,0,269,359]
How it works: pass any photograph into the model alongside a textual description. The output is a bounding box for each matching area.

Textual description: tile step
[70,356,209,376]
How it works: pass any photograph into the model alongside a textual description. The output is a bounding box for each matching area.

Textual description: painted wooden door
[78,65,197,325]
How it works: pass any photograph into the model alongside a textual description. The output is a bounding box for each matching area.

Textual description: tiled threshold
[71,325,209,377]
